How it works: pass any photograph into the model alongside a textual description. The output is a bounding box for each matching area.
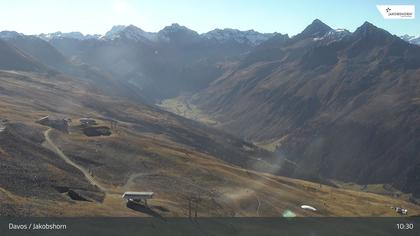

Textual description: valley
[0,18,420,218]
[158,96,219,126]
[158,88,420,204]
[0,69,419,217]
[183,20,420,199]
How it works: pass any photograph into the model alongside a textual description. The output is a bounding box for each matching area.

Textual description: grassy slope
[0,70,419,217]
[158,96,219,126]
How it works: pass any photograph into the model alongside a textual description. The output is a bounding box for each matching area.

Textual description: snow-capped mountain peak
[160,23,194,34]
[400,34,420,45]
[313,28,351,43]
[103,25,157,41]
[157,23,199,42]
[38,31,100,41]
[202,28,274,46]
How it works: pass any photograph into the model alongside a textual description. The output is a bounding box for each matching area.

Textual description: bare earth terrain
[1,70,419,217]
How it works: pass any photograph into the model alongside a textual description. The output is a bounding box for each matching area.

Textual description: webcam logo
[377,5,415,19]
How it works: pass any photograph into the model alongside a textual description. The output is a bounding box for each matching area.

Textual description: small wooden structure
[37,115,69,132]
[122,192,154,205]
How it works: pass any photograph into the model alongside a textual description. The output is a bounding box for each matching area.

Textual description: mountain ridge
[1,19,420,216]
[400,34,420,45]
[2,20,420,197]
[188,20,420,197]
[33,24,278,46]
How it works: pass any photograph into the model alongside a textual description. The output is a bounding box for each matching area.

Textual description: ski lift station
[122,192,154,205]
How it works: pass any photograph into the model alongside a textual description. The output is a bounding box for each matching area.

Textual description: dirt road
[44,128,107,192]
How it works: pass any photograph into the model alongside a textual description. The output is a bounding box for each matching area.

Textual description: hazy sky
[0,0,419,36]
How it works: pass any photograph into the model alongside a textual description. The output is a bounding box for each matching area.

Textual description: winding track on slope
[44,128,107,193]
[43,128,168,217]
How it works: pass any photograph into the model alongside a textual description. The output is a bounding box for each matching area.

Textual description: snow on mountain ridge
[313,28,351,43]
[159,23,195,34]
[38,31,100,41]
[103,25,157,41]
[400,34,420,45]
[156,23,200,42]
[202,28,274,46]
[30,24,275,45]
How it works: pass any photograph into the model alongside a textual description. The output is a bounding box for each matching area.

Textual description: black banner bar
[2,217,419,236]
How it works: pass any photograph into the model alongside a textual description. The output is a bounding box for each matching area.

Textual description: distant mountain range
[2,23,417,46]
[38,31,101,41]
[0,20,419,199]
[23,24,275,47]
[16,24,276,100]
[2,24,416,101]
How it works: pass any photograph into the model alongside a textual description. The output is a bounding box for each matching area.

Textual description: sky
[0,0,419,36]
